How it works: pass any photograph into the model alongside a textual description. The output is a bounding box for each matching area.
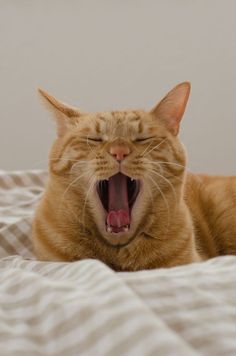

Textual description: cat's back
[185,172,236,200]
[184,172,236,257]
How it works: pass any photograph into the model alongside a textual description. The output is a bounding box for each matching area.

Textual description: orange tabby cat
[32,82,236,271]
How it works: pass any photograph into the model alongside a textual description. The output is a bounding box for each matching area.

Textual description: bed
[0,170,236,355]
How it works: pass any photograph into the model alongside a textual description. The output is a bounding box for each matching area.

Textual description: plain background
[1,0,236,173]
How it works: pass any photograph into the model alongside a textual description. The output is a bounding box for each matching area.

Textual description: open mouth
[97,173,140,234]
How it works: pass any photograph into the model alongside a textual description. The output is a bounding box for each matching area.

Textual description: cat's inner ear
[38,88,83,137]
[150,82,191,136]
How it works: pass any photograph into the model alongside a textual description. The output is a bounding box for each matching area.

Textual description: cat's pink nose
[109,144,131,162]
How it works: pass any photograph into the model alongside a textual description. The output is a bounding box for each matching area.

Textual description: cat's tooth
[107,226,112,233]
[131,178,134,181]
[124,226,129,232]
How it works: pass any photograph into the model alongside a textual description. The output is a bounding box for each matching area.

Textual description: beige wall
[1,0,236,173]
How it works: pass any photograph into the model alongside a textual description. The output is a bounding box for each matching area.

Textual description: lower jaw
[102,230,134,247]
[101,214,134,246]
[106,224,130,234]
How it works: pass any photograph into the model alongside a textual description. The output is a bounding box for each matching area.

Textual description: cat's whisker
[71,160,89,171]
[172,174,186,183]
[143,159,187,181]
[140,141,154,157]
[147,160,186,170]
[142,160,163,171]
[146,174,170,229]
[81,175,97,233]
[58,171,89,214]
[148,168,178,204]
[142,138,167,157]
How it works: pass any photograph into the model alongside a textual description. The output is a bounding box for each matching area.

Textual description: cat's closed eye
[135,136,156,142]
[88,137,156,143]
[85,137,103,142]
[135,136,162,143]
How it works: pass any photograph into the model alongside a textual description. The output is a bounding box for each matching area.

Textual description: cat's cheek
[50,145,88,174]
[129,181,145,228]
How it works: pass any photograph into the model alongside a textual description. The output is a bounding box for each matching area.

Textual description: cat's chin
[98,227,132,247]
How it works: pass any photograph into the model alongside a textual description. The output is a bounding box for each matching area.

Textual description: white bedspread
[0,170,236,355]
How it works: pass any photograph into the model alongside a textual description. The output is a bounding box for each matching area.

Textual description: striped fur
[32,83,236,270]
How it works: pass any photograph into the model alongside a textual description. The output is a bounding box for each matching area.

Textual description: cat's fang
[107,226,112,233]
[106,224,130,234]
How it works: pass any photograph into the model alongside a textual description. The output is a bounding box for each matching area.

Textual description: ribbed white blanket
[0,170,235,355]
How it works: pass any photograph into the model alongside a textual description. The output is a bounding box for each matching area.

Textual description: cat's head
[39,82,190,247]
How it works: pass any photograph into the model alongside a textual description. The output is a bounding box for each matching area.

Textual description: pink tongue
[107,173,130,228]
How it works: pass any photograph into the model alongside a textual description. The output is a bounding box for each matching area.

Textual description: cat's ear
[38,88,84,137]
[150,82,191,135]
